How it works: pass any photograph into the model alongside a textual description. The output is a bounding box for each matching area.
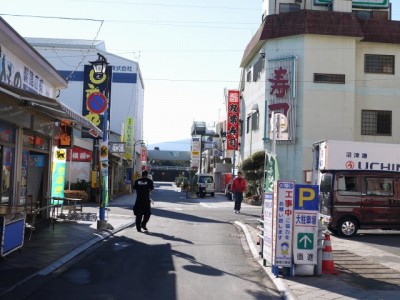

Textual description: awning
[0,82,103,138]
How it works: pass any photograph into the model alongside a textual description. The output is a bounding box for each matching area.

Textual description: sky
[1,1,400,146]
[1,0,261,145]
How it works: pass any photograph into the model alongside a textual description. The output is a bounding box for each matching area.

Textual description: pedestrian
[133,170,154,232]
[230,171,246,214]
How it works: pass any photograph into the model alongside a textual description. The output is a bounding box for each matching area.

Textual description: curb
[234,221,297,300]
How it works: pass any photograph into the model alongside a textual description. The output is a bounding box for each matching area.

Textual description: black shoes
[141,225,148,231]
[137,228,142,232]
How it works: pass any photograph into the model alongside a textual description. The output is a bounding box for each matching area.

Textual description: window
[251,111,259,130]
[314,73,345,84]
[279,4,300,13]
[354,10,372,20]
[361,110,391,136]
[246,70,252,82]
[337,175,360,196]
[366,178,393,196]
[364,54,394,74]
[253,55,264,82]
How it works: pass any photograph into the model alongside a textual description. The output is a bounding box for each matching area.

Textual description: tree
[240,150,265,198]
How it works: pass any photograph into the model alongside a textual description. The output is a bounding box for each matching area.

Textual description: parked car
[194,173,215,197]
[225,183,232,200]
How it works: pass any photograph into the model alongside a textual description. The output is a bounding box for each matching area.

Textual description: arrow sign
[297,233,313,250]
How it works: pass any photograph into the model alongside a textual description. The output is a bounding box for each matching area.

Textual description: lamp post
[90,53,111,230]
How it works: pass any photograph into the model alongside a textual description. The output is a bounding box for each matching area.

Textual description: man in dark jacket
[133,170,154,232]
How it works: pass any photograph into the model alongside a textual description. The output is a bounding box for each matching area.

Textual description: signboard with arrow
[293,184,319,265]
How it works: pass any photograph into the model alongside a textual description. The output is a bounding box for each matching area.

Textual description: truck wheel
[337,218,358,237]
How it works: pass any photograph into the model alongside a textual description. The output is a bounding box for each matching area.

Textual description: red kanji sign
[226,90,240,151]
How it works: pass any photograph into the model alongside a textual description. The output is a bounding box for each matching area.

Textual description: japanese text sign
[272,180,295,267]
[226,90,240,150]
[293,184,319,265]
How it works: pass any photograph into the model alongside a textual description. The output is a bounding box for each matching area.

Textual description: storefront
[0,17,101,256]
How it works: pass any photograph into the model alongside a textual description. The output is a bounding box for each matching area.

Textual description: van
[313,140,400,237]
[319,171,400,237]
[194,173,215,197]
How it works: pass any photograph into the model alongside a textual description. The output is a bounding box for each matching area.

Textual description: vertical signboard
[267,56,296,141]
[81,65,112,138]
[226,90,240,150]
[293,184,319,265]
[51,146,67,204]
[140,146,147,165]
[191,136,200,168]
[124,117,134,160]
[263,151,280,263]
[272,181,294,269]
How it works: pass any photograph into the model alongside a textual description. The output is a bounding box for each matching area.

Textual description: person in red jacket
[230,171,247,214]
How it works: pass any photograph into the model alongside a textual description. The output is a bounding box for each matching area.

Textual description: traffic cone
[322,232,338,274]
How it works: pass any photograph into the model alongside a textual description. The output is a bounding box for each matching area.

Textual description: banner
[51,146,67,204]
[263,151,280,263]
[81,65,112,138]
[226,90,240,150]
[124,117,134,160]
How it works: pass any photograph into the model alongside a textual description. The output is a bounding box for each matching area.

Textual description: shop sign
[67,147,92,162]
[226,90,240,151]
[51,147,66,203]
[81,65,112,138]
[314,0,388,8]
[140,146,147,164]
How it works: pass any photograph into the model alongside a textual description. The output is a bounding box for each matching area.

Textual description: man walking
[230,171,246,214]
[133,170,154,232]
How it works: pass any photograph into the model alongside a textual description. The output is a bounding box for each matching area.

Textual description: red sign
[66,146,92,162]
[140,146,147,164]
[226,90,240,150]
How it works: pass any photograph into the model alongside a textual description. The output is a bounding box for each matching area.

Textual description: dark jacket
[133,177,154,215]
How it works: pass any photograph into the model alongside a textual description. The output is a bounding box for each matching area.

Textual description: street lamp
[89,53,109,76]
[89,53,111,230]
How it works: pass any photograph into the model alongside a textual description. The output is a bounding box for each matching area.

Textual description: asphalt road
[23,183,281,300]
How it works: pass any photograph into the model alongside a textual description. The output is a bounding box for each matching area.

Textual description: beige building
[238,0,399,183]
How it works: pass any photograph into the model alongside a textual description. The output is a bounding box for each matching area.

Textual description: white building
[26,38,145,192]
[240,0,399,183]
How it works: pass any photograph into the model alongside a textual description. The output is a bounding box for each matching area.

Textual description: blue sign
[294,184,319,210]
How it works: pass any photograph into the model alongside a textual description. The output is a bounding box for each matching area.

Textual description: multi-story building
[239,0,399,183]
[26,38,145,195]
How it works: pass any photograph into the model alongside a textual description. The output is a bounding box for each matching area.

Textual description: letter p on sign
[299,188,315,208]
[294,184,319,211]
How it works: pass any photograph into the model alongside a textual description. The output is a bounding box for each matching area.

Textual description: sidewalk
[240,222,400,300]
[0,194,135,297]
[1,192,399,299]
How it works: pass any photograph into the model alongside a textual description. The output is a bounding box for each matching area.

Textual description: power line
[67,0,260,11]
[0,13,103,22]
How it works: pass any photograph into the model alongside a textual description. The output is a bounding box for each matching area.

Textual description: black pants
[136,214,150,230]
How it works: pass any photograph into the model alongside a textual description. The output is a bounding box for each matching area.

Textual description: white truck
[312,140,400,236]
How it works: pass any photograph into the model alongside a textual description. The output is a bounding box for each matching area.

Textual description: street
[21,183,281,300]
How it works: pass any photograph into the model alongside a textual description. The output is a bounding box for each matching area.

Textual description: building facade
[26,38,145,195]
[239,0,400,183]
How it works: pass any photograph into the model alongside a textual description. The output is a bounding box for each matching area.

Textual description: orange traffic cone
[322,232,338,274]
